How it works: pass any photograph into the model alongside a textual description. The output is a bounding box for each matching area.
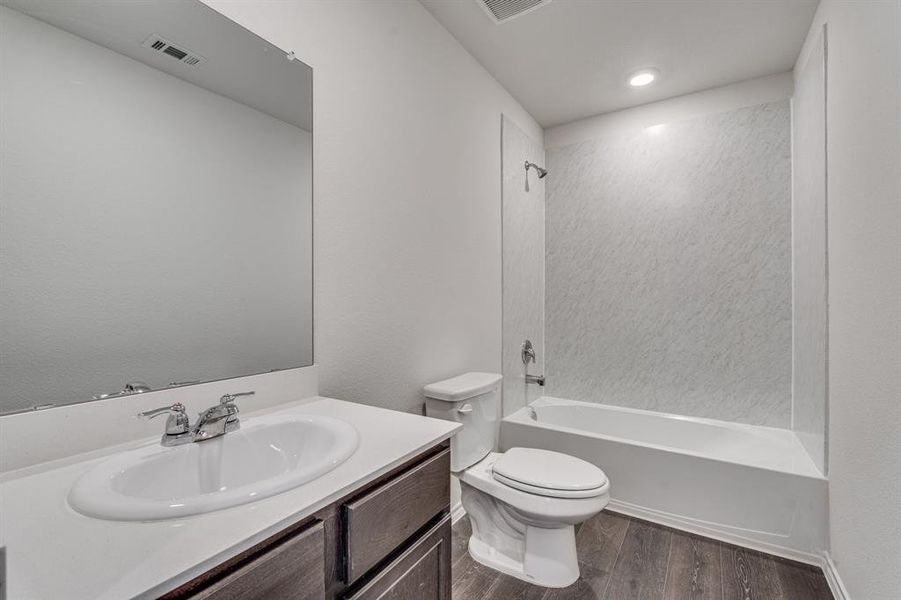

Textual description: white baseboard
[606,499,822,566]
[451,501,466,525]
[821,552,850,600]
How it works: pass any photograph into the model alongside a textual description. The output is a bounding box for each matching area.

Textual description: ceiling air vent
[142,35,206,68]
[477,0,551,24]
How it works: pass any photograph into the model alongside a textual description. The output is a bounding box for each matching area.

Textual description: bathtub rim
[505,396,825,480]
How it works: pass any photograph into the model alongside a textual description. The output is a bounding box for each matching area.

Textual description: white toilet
[424,372,610,588]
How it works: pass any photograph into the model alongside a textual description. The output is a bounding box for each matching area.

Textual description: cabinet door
[191,520,325,600]
[344,448,450,584]
[345,515,451,600]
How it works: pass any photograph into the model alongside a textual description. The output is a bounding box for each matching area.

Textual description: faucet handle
[521,339,537,365]
[137,402,186,420]
[219,391,255,406]
[215,391,254,428]
[137,403,190,436]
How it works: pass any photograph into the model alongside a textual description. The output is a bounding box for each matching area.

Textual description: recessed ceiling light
[629,69,658,87]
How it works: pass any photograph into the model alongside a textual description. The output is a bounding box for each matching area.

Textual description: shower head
[525,161,548,179]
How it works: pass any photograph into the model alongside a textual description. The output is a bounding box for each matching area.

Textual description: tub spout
[525,374,545,386]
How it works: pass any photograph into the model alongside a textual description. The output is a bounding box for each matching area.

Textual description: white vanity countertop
[0,397,461,600]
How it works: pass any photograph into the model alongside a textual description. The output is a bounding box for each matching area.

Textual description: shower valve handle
[521,339,537,365]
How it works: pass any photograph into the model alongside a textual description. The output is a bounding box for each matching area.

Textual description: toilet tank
[423,372,502,472]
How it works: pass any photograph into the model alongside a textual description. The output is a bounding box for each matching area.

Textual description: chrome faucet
[525,374,545,386]
[193,392,254,441]
[138,391,255,447]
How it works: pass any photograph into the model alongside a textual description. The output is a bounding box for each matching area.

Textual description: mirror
[0,0,313,414]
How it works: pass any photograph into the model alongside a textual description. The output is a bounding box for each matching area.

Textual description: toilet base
[467,523,580,588]
[461,481,581,588]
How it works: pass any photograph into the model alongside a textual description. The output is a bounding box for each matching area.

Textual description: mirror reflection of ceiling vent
[142,35,206,68]
[477,0,552,24]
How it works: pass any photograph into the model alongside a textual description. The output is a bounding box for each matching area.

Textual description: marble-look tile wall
[792,28,828,473]
[545,101,793,427]
[501,115,545,416]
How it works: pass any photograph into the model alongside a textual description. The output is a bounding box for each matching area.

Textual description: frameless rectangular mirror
[0,0,313,414]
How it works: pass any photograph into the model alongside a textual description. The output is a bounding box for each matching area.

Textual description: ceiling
[421,0,819,128]
[2,0,312,131]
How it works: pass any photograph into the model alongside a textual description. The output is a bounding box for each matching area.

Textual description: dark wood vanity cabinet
[344,516,451,600]
[165,442,451,600]
[343,448,450,584]
[189,521,326,600]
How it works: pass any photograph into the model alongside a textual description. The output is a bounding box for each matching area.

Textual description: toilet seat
[492,471,607,498]
[459,453,610,525]
[491,447,608,499]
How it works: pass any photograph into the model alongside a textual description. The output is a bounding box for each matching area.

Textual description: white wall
[0,6,312,412]
[202,0,542,415]
[798,2,901,598]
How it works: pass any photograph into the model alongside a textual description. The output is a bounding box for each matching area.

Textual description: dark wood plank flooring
[451,510,832,600]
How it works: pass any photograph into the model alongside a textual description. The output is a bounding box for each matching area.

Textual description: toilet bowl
[460,450,609,587]
[423,373,610,588]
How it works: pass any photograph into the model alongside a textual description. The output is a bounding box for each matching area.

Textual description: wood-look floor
[451,510,833,600]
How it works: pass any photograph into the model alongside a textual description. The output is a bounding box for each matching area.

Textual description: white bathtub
[501,396,828,563]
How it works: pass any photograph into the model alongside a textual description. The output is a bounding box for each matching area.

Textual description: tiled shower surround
[545,101,792,427]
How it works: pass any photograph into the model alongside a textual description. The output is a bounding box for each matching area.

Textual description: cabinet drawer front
[344,515,451,600]
[344,448,450,583]
[191,520,325,600]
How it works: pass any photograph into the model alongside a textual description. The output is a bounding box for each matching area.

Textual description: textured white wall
[501,115,545,416]
[799,2,901,598]
[0,7,312,413]
[545,101,793,427]
[791,27,828,475]
[202,0,542,415]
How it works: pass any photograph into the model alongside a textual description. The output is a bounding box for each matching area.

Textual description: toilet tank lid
[423,372,502,402]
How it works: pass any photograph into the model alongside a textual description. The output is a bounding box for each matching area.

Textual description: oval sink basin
[68,412,359,521]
